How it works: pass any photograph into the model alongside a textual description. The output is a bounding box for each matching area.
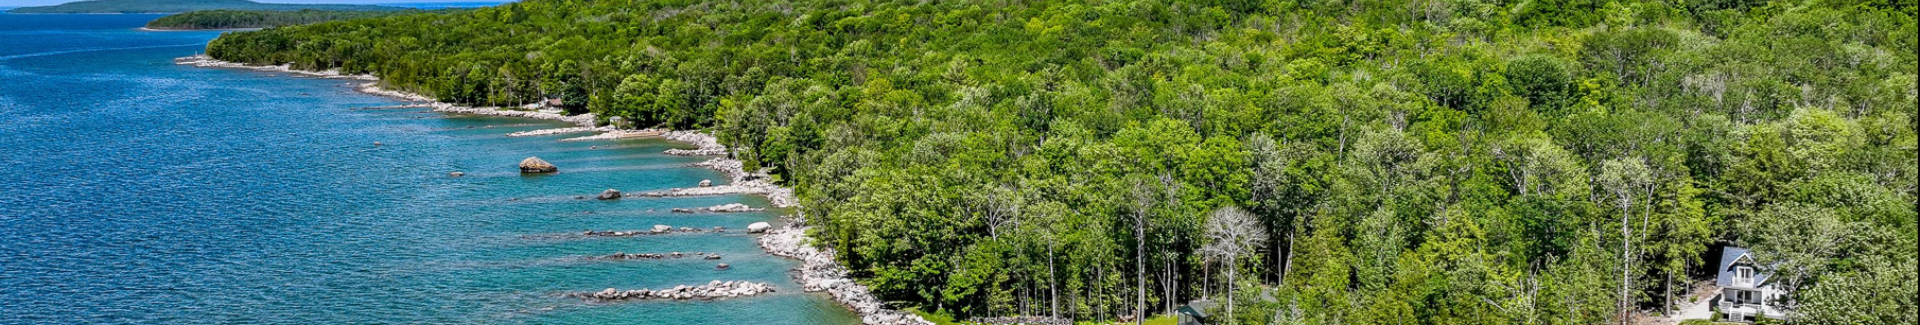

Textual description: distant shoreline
[138,26,261,31]
[3,12,172,14]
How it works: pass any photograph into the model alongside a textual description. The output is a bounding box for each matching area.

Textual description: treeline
[205,0,1916,324]
[146,9,432,30]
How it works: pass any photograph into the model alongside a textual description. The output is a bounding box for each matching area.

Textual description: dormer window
[1734,266,1754,286]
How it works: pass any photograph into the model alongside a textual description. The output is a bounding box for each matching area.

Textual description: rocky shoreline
[661,130,728,155]
[761,215,933,325]
[654,134,925,324]
[507,126,608,137]
[624,157,801,208]
[176,55,599,128]
[180,54,925,325]
[175,55,376,80]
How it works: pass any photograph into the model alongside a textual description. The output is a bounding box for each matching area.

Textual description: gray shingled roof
[1716,246,1773,288]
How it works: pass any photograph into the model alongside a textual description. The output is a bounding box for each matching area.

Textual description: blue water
[0,14,857,324]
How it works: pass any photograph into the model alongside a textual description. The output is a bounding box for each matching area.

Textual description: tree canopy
[205,0,1917,323]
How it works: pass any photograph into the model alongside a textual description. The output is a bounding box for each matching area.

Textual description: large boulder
[597,188,622,200]
[520,156,558,173]
[746,222,772,233]
[699,179,713,187]
[652,224,673,233]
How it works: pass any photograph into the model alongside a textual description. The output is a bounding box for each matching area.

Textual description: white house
[1716,246,1789,323]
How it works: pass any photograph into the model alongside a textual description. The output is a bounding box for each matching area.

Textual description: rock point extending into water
[567,281,774,301]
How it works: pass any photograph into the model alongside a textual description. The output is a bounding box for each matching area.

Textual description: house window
[1735,266,1753,286]
[1736,290,1754,303]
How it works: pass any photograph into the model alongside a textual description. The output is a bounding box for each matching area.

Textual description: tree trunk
[1167,256,1176,315]
[1049,244,1058,319]
[1282,230,1295,286]
[1136,215,1146,325]
[1619,197,1633,325]
[1225,256,1236,325]
[1664,270,1672,316]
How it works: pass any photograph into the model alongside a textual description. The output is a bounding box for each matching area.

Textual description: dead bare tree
[1201,205,1267,324]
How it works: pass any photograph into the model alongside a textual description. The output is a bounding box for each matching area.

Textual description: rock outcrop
[577,226,709,238]
[567,280,774,301]
[661,131,728,155]
[708,203,761,212]
[520,156,558,173]
[671,203,765,213]
[597,188,622,200]
[588,252,721,260]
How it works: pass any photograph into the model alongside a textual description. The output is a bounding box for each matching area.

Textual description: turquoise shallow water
[0,13,857,324]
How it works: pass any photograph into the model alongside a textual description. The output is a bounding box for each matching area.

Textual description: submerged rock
[520,156,558,173]
[449,171,465,177]
[597,188,622,200]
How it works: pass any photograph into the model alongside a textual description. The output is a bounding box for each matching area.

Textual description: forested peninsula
[8,0,398,14]
[204,0,1917,323]
[146,9,432,30]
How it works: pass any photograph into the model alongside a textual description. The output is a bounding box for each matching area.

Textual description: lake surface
[0,13,857,324]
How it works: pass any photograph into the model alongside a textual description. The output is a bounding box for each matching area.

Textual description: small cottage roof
[1716,246,1773,288]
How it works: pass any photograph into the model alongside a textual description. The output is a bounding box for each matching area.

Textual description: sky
[1,0,503,7]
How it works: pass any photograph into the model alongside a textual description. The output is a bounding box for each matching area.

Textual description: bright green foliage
[204,0,1917,323]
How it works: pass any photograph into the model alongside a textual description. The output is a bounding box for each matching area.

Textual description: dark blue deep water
[0,14,856,324]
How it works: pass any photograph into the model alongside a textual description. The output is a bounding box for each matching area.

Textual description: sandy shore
[178,54,927,325]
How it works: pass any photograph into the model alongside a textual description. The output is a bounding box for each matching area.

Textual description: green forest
[147,9,435,30]
[204,0,1916,324]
